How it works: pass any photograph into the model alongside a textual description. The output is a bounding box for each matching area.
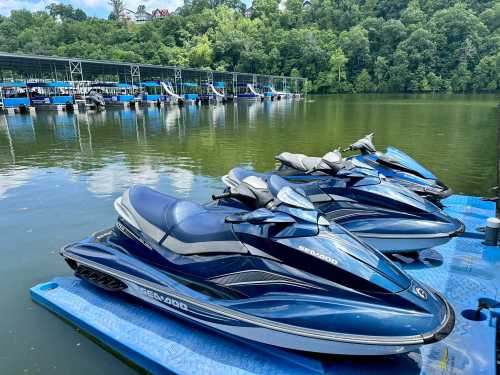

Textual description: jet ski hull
[356,231,457,252]
[60,231,455,356]
[339,217,465,252]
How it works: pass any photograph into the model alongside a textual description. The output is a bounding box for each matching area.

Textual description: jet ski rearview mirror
[221,174,238,189]
[346,133,376,154]
[277,186,315,210]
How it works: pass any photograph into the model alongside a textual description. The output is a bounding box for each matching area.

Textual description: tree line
[0,0,498,93]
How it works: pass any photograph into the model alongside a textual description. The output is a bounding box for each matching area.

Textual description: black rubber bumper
[423,290,456,344]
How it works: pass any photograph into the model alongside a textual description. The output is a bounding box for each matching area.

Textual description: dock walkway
[30,195,499,375]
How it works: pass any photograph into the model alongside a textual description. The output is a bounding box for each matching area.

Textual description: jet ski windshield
[383,147,437,180]
[356,179,439,213]
[277,186,315,210]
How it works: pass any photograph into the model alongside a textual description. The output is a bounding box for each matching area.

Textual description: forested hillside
[0,0,498,93]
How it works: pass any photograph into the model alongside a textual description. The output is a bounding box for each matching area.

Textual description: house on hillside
[152,9,170,19]
[120,5,170,23]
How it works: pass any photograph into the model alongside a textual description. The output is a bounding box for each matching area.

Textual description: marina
[0,52,305,113]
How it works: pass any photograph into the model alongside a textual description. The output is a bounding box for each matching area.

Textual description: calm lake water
[0,94,498,374]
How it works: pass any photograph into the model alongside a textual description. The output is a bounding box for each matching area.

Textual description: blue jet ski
[343,134,452,204]
[223,151,463,253]
[60,176,454,355]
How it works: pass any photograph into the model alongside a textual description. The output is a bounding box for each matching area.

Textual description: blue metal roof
[141,81,161,87]
[178,82,198,87]
[90,82,118,88]
[0,81,27,88]
[116,83,136,89]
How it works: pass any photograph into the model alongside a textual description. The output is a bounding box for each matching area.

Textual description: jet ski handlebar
[212,192,232,200]
[212,180,274,210]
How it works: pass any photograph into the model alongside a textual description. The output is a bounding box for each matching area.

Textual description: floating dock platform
[30,195,499,375]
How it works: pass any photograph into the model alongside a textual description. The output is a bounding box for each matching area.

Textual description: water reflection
[0,166,36,199]
[0,95,497,199]
[86,160,161,196]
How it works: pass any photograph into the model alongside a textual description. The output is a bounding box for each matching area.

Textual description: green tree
[398,28,436,70]
[480,3,500,31]
[189,35,214,67]
[251,0,280,19]
[329,48,348,84]
[451,62,472,92]
[108,0,125,20]
[354,69,374,92]
[473,54,499,90]
[46,4,87,21]
[374,56,388,90]
[430,3,488,73]
[401,0,426,30]
[427,72,444,92]
[340,25,370,75]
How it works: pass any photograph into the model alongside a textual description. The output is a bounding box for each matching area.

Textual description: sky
[0,0,252,18]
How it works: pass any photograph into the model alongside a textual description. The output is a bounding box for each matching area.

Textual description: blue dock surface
[30,195,500,375]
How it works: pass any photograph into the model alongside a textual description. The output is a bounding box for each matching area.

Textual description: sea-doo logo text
[139,286,188,311]
[116,221,152,250]
[414,287,428,300]
[298,245,338,265]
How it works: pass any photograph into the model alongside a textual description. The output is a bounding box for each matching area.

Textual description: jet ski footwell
[30,195,499,375]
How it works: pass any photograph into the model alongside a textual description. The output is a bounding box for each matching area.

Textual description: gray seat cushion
[123,185,205,242]
[275,152,322,172]
[121,185,246,255]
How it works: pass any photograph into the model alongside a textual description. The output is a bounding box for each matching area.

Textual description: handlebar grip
[212,192,231,200]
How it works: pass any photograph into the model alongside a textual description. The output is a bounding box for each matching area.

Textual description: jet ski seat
[124,185,206,239]
[275,152,322,172]
[276,151,346,176]
[120,186,246,255]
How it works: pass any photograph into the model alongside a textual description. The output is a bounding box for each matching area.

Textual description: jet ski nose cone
[448,217,465,236]
[432,210,465,234]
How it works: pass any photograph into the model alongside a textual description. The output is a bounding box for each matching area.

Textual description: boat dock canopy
[0,51,306,93]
